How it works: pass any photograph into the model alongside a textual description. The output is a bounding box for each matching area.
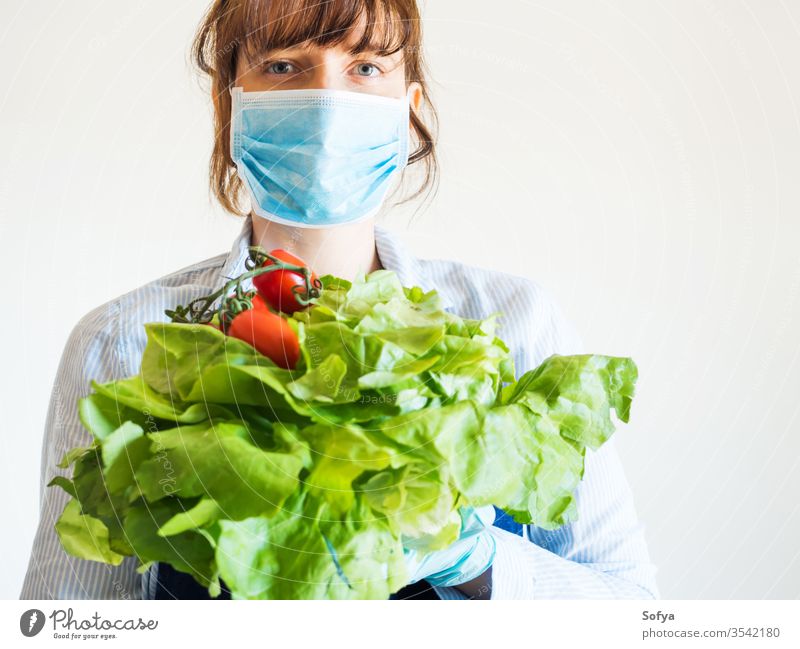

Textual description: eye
[263,60,298,75]
[352,62,381,77]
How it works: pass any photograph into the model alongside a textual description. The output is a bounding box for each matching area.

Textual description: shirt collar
[219,216,255,285]
[219,217,453,310]
[374,225,454,310]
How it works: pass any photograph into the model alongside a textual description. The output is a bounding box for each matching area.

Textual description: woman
[21,0,659,600]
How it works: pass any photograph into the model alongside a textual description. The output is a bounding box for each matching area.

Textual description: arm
[20,305,144,600]
[435,281,659,600]
[489,436,660,599]
[434,437,659,600]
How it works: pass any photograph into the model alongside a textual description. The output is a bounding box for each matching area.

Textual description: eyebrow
[255,44,403,62]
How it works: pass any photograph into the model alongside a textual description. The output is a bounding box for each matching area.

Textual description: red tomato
[227,308,300,370]
[253,249,317,314]
[251,293,268,311]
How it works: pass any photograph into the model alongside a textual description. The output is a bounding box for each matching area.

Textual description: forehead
[238,0,414,62]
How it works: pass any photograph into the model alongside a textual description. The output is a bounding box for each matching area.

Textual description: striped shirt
[20,216,660,600]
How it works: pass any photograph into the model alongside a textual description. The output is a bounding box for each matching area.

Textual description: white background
[1,0,799,599]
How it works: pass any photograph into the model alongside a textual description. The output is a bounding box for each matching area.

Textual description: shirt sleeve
[20,303,144,600]
[431,437,660,600]
[489,436,660,599]
[488,280,660,599]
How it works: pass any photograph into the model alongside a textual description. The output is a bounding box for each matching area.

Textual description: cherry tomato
[253,249,317,314]
[251,293,269,311]
[227,308,300,370]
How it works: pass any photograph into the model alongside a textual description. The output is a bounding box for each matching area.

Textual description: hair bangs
[237,0,415,62]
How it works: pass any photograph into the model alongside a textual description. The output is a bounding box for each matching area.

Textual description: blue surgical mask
[230,86,411,228]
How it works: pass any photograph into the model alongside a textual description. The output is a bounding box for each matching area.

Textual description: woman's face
[234,25,422,111]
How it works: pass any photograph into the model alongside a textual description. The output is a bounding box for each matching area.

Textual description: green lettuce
[50,270,637,599]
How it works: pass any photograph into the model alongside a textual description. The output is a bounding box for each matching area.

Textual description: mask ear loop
[397,87,413,168]
[229,86,243,162]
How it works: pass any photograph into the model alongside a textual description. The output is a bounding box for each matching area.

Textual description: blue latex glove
[403,505,497,588]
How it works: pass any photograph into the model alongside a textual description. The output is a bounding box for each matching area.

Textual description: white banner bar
[1,600,797,648]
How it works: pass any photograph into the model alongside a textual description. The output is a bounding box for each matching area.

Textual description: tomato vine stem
[164,246,322,329]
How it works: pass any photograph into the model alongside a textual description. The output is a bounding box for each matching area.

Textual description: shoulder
[418,257,551,317]
[61,252,229,381]
[419,257,584,370]
[71,251,228,333]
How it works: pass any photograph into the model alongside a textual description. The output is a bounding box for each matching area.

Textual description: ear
[407,81,423,114]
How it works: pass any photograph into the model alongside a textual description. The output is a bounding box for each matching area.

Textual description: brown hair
[191,0,438,216]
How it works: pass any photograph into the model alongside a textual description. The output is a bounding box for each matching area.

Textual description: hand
[403,505,497,588]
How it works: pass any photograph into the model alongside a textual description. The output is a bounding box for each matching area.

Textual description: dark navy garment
[151,563,441,600]
[154,563,231,600]
[152,564,438,600]
[153,508,523,600]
